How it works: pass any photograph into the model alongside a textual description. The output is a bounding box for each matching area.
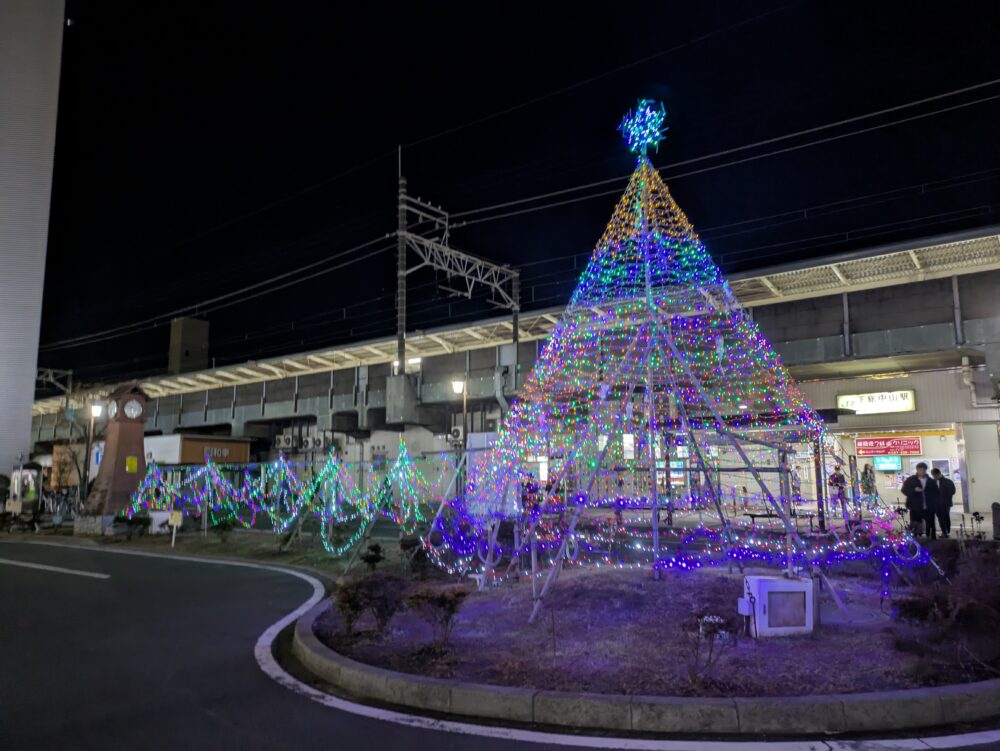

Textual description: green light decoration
[128,438,440,557]
[427,98,931,612]
[125,99,933,606]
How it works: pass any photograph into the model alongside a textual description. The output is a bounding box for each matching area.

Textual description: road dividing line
[0,557,110,579]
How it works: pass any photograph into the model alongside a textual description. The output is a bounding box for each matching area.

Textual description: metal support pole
[779,448,793,576]
[848,454,860,519]
[512,273,520,392]
[463,354,469,439]
[842,292,851,357]
[647,367,660,578]
[951,275,964,345]
[83,408,95,502]
[461,363,469,500]
[396,148,407,375]
[813,439,826,532]
[530,525,539,599]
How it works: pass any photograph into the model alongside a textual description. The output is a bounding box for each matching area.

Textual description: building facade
[1,1,64,477]
[31,227,1000,513]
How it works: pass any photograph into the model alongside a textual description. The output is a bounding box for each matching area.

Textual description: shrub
[946,601,1000,664]
[212,516,236,543]
[407,585,470,646]
[399,537,430,579]
[952,546,1000,613]
[335,578,366,635]
[680,613,733,688]
[892,584,951,623]
[116,513,151,540]
[335,573,409,636]
[360,543,385,572]
[359,573,408,634]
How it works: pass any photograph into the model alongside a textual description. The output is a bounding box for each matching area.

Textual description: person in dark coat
[900,462,941,538]
[930,468,955,538]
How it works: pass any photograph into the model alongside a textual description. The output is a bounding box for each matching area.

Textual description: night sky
[40,1,1000,385]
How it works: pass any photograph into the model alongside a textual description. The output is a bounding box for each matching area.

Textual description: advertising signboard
[855,436,922,456]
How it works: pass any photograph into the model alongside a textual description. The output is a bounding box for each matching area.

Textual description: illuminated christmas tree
[435,100,922,615]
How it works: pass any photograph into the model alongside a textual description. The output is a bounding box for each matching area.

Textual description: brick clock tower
[84,384,148,518]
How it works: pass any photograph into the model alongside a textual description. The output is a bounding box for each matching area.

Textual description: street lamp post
[451,379,467,440]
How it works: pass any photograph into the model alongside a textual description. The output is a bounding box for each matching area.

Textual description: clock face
[123,399,143,419]
[107,400,118,419]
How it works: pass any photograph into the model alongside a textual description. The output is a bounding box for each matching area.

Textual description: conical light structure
[464,115,822,523]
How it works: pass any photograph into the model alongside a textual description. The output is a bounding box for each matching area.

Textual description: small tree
[407,585,470,646]
[360,543,385,572]
[680,614,733,688]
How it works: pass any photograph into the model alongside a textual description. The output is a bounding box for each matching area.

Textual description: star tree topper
[618,98,667,156]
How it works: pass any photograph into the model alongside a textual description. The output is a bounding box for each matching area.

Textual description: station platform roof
[33,226,1000,416]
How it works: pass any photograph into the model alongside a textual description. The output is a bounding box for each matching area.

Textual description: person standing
[930,468,955,538]
[861,463,876,497]
[901,462,940,539]
[829,465,848,518]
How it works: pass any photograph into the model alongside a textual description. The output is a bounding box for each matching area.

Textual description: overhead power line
[449,79,1000,224]
[402,4,796,148]
[40,236,395,351]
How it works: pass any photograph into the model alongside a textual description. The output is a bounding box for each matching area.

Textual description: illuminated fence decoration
[128,439,452,556]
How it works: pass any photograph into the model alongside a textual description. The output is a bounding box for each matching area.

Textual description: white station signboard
[836,389,916,415]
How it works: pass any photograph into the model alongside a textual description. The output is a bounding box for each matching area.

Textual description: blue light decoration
[618,98,667,155]
[123,99,935,608]
[427,97,934,598]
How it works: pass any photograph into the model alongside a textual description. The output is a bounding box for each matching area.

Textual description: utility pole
[393,170,520,395]
[396,146,407,376]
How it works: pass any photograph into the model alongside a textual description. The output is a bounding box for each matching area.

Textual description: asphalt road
[0,540,568,751]
[1,540,998,751]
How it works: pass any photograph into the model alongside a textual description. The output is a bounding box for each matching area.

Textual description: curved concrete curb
[293,601,1000,736]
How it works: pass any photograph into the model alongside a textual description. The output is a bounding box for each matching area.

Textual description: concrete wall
[963,423,1000,515]
[958,269,1000,320]
[0,1,63,476]
[753,294,843,341]
[849,279,953,332]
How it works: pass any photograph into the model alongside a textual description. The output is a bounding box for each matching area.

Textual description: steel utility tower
[394,148,521,384]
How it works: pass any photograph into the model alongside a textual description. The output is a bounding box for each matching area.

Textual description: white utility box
[148,510,172,535]
[738,575,814,637]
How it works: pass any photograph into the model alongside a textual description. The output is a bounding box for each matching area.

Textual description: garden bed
[315,543,1000,698]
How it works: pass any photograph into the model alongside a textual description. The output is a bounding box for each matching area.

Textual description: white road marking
[0,556,110,579]
[7,540,1000,750]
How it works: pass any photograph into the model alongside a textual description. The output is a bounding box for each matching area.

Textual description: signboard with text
[837,390,916,415]
[873,455,903,471]
[856,436,922,456]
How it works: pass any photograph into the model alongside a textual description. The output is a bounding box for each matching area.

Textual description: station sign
[856,436,922,456]
[836,389,915,415]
